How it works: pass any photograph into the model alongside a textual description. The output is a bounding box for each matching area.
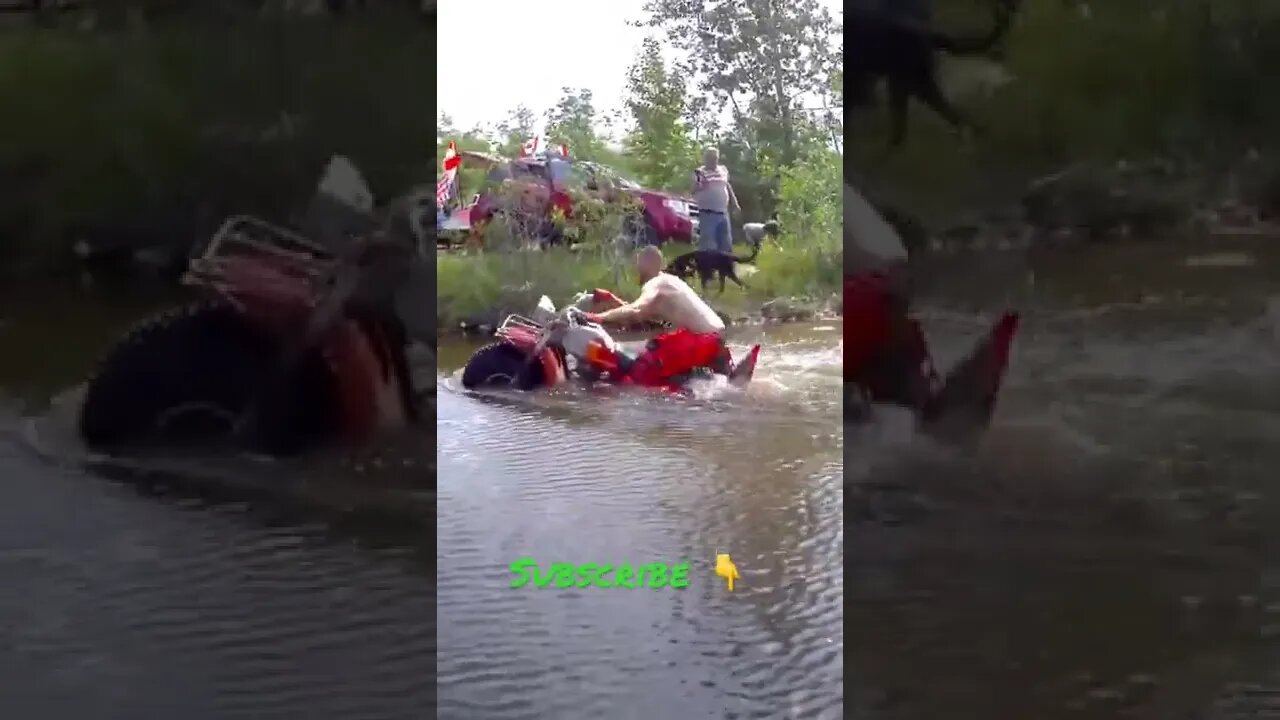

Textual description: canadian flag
[519,137,540,157]
[441,140,461,172]
[437,139,460,206]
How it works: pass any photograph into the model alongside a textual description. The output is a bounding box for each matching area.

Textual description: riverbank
[0,14,432,273]
[868,153,1280,255]
[852,1,1280,252]
[436,236,841,335]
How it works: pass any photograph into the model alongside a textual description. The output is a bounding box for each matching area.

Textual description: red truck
[439,149,699,247]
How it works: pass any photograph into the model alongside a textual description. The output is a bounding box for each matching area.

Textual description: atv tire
[78,300,338,455]
[460,342,544,391]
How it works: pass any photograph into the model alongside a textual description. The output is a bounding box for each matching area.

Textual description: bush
[436,133,842,331]
[0,16,432,268]
[758,135,841,298]
[850,0,1280,222]
[437,248,627,330]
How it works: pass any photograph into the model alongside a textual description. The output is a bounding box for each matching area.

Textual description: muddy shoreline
[878,155,1280,255]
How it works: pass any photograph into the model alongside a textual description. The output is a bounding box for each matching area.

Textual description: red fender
[325,321,407,442]
[538,347,567,386]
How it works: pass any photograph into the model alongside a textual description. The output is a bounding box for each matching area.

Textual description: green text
[508,557,690,590]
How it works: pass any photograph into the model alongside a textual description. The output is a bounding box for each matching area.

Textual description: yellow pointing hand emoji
[715,553,740,592]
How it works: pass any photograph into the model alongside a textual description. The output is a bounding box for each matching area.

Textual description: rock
[71,207,205,280]
[459,315,498,335]
[760,297,817,322]
[1184,252,1255,268]
[1021,161,1192,240]
[1214,199,1259,228]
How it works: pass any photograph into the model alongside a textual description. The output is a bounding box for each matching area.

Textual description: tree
[494,105,537,157]
[544,88,605,160]
[622,37,697,190]
[637,0,840,166]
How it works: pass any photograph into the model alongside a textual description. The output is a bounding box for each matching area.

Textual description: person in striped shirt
[692,146,741,254]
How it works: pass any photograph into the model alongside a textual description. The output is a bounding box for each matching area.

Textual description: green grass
[436,233,840,331]
[438,170,840,332]
[749,233,842,299]
[437,248,624,329]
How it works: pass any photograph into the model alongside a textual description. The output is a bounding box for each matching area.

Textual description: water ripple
[438,328,842,719]
[0,429,434,719]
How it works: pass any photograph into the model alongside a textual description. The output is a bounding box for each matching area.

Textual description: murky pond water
[0,277,434,719]
[436,322,844,719]
[6,234,1280,718]
[852,237,1280,719]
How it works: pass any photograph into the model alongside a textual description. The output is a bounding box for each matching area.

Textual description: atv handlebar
[563,306,589,325]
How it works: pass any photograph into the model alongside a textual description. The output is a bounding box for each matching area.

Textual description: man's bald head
[636,245,664,283]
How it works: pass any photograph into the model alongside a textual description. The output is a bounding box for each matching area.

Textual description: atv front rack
[181,214,374,338]
[494,313,545,352]
[497,313,544,335]
[184,214,340,292]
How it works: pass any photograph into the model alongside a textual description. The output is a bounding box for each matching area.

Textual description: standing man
[692,146,740,254]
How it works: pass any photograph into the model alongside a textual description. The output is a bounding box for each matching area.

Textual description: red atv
[844,182,1020,444]
[460,292,760,395]
[77,214,423,456]
[844,271,1019,444]
[441,150,699,248]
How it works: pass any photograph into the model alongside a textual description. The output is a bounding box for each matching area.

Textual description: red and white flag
[437,140,460,206]
[441,140,461,172]
[516,137,569,160]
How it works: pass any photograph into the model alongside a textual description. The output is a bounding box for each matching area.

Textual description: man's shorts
[627,328,731,386]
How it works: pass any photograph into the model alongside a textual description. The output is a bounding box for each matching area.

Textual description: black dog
[850,1,1020,148]
[667,240,762,294]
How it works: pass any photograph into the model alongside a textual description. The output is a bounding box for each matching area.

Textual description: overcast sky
[437,0,842,139]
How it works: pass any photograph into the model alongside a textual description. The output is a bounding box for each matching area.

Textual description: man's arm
[727,180,741,211]
[591,283,660,325]
[591,288,627,310]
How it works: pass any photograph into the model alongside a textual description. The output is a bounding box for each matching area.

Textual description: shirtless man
[585,245,734,383]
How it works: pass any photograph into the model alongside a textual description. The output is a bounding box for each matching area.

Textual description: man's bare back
[588,246,725,335]
[636,272,726,334]
[585,246,734,381]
